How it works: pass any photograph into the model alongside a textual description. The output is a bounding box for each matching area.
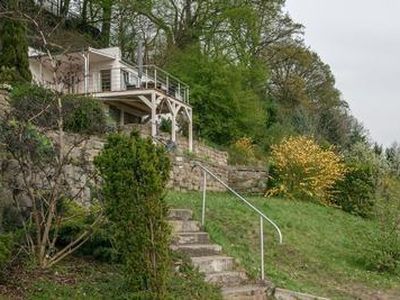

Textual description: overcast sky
[285,0,400,147]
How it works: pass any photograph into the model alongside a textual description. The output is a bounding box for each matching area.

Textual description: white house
[28,46,193,151]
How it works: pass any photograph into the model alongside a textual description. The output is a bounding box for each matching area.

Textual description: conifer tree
[0,0,32,82]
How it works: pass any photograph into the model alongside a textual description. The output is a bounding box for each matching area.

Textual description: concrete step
[168,209,193,221]
[174,231,210,245]
[221,284,273,300]
[172,243,222,257]
[205,271,248,287]
[191,256,235,273]
[169,220,201,233]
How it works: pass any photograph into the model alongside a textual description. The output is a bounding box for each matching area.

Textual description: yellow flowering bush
[267,136,347,203]
[229,137,256,165]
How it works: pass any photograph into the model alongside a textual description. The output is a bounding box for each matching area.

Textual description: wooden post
[171,111,176,142]
[188,108,193,152]
[151,92,157,137]
[83,52,89,94]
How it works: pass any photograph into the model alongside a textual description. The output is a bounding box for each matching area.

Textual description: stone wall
[121,124,228,167]
[228,166,268,194]
[0,89,10,117]
[0,93,268,206]
[168,155,228,192]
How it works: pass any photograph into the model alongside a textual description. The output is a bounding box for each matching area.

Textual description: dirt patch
[0,257,89,299]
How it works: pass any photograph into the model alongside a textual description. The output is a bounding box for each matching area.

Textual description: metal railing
[60,65,190,103]
[193,161,283,281]
[141,65,190,103]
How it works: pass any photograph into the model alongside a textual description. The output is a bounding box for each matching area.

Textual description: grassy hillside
[166,191,400,299]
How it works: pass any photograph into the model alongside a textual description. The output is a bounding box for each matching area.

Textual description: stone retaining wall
[228,166,268,194]
[0,89,10,117]
[168,156,228,192]
[0,88,268,205]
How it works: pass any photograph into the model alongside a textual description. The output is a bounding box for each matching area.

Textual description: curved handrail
[193,161,283,244]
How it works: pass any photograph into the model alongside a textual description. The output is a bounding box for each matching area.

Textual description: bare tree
[0,9,104,268]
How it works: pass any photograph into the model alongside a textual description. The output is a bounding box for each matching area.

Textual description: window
[101,70,111,92]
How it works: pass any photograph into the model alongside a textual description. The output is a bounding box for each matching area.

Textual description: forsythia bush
[229,137,256,165]
[267,136,347,203]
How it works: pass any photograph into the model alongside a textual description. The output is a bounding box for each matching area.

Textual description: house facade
[28,46,193,151]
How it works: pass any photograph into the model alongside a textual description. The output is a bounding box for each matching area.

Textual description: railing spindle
[260,216,264,281]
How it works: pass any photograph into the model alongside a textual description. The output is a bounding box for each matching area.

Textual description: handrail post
[202,170,207,227]
[260,216,265,281]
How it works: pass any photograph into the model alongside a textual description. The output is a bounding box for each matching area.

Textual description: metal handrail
[193,161,283,281]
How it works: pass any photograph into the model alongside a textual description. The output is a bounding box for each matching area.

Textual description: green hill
[167,191,400,299]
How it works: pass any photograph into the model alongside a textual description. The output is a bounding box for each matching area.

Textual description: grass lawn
[166,191,400,299]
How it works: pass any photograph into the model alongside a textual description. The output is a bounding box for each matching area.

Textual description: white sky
[285,0,400,147]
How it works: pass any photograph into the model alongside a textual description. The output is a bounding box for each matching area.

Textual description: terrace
[28,47,193,151]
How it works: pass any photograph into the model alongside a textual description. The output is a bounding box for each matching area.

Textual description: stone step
[168,209,193,221]
[274,288,330,300]
[175,231,210,245]
[191,256,235,273]
[172,243,222,257]
[221,284,273,300]
[205,271,248,287]
[169,220,201,233]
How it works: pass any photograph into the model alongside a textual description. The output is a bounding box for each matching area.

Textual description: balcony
[86,64,190,104]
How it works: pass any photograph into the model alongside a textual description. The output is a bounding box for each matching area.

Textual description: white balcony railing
[83,64,190,103]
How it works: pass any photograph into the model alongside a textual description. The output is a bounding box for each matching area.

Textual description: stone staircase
[168,209,274,300]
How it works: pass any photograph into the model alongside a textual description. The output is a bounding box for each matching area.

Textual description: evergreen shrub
[94,132,171,299]
[9,84,106,134]
[62,95,107,134]
[333,163,375,217]
[363,179,400,274]
[56,201,115,262]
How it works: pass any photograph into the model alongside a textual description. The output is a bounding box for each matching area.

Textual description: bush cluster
[333,142,388,217]
[228,137,257,166]
[9,83,107,134]
[56,201,115,262]
[363,179,400,274]
[95,132,171,299]
[333,163,376,218]
[0,233,15,271]
[267,136,347,203]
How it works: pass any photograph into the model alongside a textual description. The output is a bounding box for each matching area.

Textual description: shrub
[159,118,172,133]
[333,142,387,217]
[342,142,389,187]
[9,83,58,128]
[363,178,400,274]
[9,84,107,134]
[0,233,15,271]
[228,137,256,166]
[333,163,376,217]
[56,201,115,262]
[0,67,25,85]
[62,95,107,134]
[267,136,347,203]
[94,132,171,298]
